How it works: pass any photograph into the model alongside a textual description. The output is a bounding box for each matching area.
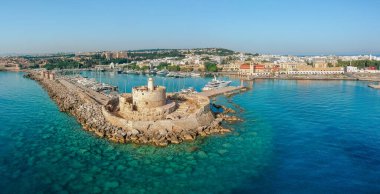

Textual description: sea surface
[1,71,380,193]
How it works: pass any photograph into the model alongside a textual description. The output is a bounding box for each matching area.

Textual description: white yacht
[202,76,232,91]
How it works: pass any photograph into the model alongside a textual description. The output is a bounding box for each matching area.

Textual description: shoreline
[5,69,379,82]
[219,72,380,82]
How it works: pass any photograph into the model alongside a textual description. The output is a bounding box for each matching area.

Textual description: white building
[287,70,344,75]
[345,66,358,73]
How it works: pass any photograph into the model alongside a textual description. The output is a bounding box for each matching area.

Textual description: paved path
[59,79,110,105]
[198,86,246,98]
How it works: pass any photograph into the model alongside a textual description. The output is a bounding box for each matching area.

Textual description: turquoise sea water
[1,71,380,193]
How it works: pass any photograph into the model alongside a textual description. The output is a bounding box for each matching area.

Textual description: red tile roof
[254,65,265,69]
[240,63,250,69]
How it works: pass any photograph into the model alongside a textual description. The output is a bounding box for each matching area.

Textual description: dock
[368,84,380,89]
[198,86,248,98]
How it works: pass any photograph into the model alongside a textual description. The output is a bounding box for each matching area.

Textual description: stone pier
[26,71,232,146]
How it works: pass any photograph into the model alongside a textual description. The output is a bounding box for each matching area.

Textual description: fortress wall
[102,107,132,128]
[119,101,176,121]
[106,100,214,133]
[119,95,133,112]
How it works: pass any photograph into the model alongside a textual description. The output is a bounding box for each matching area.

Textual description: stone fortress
[118,78,177,121]
[102,77,222,144]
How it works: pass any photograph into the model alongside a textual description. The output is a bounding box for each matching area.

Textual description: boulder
[183,133,194,141]
[169,135,180,144]
[130,129,139,135]
[198,131,207,137]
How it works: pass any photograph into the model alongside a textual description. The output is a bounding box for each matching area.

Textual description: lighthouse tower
[131,78,167,110]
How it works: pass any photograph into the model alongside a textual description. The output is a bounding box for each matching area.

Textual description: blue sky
[0,0,379,55]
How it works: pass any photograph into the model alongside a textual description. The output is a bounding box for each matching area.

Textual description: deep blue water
[1,71,380,193]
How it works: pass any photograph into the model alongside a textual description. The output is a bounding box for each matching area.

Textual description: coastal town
[1,48,380,82]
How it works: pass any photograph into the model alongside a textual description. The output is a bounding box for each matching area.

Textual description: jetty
[368,84,380,89]
[59,79,111,105]
[199,86,248,98]
[26,70,234,146]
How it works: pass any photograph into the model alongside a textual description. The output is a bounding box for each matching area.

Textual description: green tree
[204,61,218,72]
[337,60,380,69]
[167,65,181,71]
[157,62,171,70]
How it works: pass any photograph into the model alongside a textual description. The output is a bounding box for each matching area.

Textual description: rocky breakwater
[26,72,119,139]
[27,71,238,146]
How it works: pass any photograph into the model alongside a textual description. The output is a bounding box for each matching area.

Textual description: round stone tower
[132,78,166,111]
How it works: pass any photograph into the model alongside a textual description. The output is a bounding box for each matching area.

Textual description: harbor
[2,71,380,193]
[2,0,380,193]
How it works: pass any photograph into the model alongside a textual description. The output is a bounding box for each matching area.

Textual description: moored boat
[190,73,201,77]
[157,69,169,76]
[202,76,232,91]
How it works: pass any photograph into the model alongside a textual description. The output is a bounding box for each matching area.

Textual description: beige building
[102,51,128,60]
[287,67,344,75]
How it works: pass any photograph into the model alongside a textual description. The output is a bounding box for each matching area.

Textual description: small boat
[190,73,201,77]
[180,87,197,94]
[166,72,177,77]
[157,69,169,76]
[125,70,137,74]
[177,73,188,78]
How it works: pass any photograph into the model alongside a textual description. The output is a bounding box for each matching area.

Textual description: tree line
[337,60,380,69]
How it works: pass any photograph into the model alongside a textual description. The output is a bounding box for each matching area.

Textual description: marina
[67,76,118,93]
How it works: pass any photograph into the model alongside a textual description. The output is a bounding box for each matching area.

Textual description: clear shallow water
[1,72,380,193]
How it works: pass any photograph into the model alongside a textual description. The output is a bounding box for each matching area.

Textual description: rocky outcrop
[27,72,235,146]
